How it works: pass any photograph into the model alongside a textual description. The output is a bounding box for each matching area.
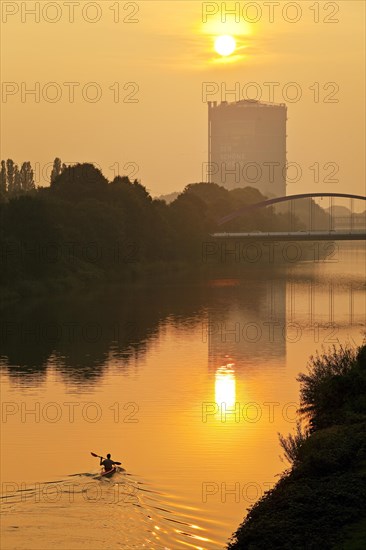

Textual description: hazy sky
[1,1,365,200]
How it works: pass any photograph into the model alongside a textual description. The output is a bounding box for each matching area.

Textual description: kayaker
[100,453,115,472]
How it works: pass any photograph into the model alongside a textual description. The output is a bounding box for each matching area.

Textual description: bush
[228,345,366,549]
[278,422,310,466]
[298,345,366,431]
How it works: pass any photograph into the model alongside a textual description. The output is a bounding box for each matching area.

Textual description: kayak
[100,466,118,478]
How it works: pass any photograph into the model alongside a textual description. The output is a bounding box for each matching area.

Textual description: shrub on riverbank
[228,344,366,549]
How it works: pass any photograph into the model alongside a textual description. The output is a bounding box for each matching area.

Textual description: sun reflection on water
[215,363,236,408]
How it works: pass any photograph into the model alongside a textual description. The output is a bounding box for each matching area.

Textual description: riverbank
[1,238,342,308]
[228,344,366,549]
[0,260,208,308]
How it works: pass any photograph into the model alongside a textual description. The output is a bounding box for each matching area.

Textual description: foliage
[1,158,36,198]
[278,422,310,466]
[50,163,109,200]
[228,344,366,550]
[0,159,327,291]
[298,345,366,431]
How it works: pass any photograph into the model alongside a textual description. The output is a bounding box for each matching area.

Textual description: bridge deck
[211,231,366,242]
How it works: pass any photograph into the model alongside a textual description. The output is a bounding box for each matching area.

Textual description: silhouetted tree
[1,195,59,280]
[50,163,108,200]
[0,160,6,197]
[6,159,15,195]
[20,161,35,192]
[182,182,231,221]
[12,165,22,196]
[50,157,62,184]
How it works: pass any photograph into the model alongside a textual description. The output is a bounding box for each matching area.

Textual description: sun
[214,35,236,56]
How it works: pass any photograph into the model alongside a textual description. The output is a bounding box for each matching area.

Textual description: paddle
[90,452,121,465]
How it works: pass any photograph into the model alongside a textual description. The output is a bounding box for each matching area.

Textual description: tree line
[0,157,71,200]
[0,159,316,292]
[0,159,36,198]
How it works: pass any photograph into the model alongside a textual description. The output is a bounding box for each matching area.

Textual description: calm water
[1,243,365,549]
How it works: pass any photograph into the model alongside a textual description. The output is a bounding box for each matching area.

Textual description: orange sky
[1,1,365,199]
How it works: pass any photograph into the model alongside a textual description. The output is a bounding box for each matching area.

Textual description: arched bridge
[213,192,366,241]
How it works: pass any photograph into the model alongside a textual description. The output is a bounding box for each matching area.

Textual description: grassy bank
[228,344,366,550]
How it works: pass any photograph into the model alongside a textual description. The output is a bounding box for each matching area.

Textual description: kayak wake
[1,472,223,549]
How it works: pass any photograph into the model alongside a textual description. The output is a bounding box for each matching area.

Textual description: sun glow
[214,35,236,56]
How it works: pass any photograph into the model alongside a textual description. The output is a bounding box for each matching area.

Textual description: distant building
[208,100,287,198]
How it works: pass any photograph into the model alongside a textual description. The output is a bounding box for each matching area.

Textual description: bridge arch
[218,192,366,226]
